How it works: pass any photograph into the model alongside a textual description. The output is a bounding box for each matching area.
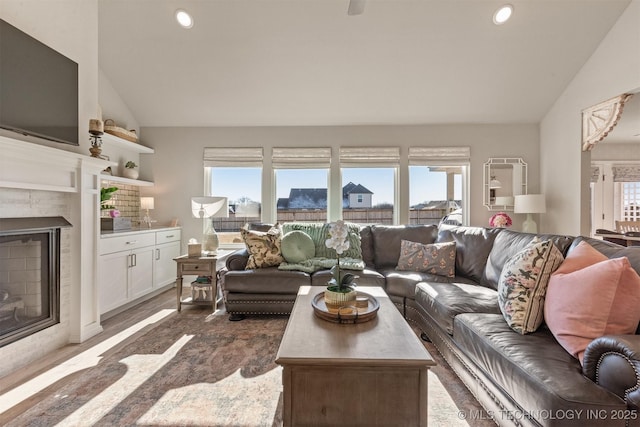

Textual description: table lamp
[191,196,229,255]
[514,194,546,233]
[140,197,155,228]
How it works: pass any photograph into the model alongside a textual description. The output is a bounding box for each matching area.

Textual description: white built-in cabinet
[98,226,181,316]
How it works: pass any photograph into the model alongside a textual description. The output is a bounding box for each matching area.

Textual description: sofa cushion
[359,226,376,268]
[545,241,640,364]
[281,230,315,263]
[482,229,574,290]
[282,222,362,259]
[453,313,625,424]
[241,224,284,269]
[414,281,500,335]
[396,240,456,278]
[436,226,502,284]
[384,268,475,300]
[278,256,364,273]
[497,238,564,334]
[222,267,310,293]
[371,224,438,268]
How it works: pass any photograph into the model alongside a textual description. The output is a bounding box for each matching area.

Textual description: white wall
[141,124,539,252]
[540,0,640,235]
[98,69,140,135]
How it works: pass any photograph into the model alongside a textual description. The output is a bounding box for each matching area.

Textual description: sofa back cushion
[282,222,362,260]
[371,224,438,268]
[482,229,574,290]
[359,226,376,268]
[437,225,502,284]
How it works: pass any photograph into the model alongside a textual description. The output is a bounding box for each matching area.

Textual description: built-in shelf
[100,175,154,187]
[101,132,154,154]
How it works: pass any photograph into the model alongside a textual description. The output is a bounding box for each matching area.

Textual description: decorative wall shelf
[101,132,154,154]
[101,175,154,187]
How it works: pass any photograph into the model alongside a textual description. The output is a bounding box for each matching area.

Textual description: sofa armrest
[583,335,640,410]
[226,249,249,271]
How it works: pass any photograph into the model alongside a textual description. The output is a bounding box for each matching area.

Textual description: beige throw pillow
[241,224,284,269]
[396,240,456,278]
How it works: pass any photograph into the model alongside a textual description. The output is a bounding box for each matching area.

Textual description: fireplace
[0,217,71,347]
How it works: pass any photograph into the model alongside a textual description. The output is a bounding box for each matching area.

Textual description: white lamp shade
[140,197,154,210]
[489,178,502,189]
[514,194,546,214]
[191,196,229,218]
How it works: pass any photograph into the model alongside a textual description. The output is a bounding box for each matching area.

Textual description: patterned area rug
[3,309,492,427]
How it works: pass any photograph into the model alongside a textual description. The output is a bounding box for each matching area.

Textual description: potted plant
[123,161,139,179]
[324,220,358,309]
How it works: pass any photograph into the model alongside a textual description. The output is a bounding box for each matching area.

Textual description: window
[272,147,331,224]
[409,166,463,225]
[204,148,263,245]
[408,147,469,225]
[622,182,640,221]
[340,147,399,224]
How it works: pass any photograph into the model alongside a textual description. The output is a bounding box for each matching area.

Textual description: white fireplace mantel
[0,135,113,343]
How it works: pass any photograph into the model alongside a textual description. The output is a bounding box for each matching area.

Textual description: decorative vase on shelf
[123,161,139,179]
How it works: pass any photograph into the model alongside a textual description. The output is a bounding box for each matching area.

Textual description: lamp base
[522,214,538,234]
[203,225,219,255]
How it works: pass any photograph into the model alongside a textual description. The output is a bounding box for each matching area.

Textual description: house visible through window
[275,169,328,223]
[622,182,640,221]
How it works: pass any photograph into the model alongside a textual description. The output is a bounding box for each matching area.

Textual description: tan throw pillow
[396,240,456,278]
[241,224,284,269]
[497,238,564,334]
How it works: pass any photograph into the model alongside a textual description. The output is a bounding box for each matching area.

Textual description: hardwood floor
[0,288,189,417]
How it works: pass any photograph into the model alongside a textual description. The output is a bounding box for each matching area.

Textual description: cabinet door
[129,247,155,300]
[98,251,130,315]
[153,241,181,288]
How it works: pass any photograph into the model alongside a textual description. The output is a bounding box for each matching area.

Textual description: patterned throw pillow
[241,224,284,269]
[498,238,564,334]
[396,240,456,278]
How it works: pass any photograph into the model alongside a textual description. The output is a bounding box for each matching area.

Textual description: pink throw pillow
[544,241,640,364]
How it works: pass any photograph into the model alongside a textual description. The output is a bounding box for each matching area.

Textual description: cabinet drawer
[156,229,181,244]
[180,262,214,276]
[100,232,156,254]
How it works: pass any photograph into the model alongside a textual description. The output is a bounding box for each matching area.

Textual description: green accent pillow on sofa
[281,230,316,263]
[282,222,362,259]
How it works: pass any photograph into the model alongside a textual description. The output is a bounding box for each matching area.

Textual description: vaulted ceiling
[98,0,631,128]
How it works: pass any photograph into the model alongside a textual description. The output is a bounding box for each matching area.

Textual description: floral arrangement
[325,220,358,292]
[489,212,512,228]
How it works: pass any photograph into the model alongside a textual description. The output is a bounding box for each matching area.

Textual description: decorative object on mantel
[191,196,229,255]
[489,212,512,228]
[582,93,633,151]
[140,196,155,228]
[100,186,118,211]
[323,220,359,309]
[123,161,139,179]
[88,118,104,158]
[514,194,546,233]
[104,119,138,143]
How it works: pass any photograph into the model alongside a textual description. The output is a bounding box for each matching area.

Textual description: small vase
[123,168,139,180]
[324,286,357,310]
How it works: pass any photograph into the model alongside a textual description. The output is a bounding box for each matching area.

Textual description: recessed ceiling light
[176,9,194,29]
[493,4,513,25]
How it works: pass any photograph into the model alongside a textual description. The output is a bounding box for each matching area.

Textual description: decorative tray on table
[311,291,380,324]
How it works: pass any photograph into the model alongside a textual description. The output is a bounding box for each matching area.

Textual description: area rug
[2,309,491,427]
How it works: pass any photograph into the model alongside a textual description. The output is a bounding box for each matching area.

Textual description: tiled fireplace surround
[0,135,108,378]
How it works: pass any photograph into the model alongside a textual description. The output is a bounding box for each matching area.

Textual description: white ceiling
[98,0,632,128]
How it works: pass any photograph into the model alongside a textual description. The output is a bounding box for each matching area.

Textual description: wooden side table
[173,254,218,312]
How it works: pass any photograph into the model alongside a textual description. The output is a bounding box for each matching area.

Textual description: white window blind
[272,147,331,169]
[203,147,263,167]
[408,146,470,165]
[612,165,640,182]
[339,147,400,167]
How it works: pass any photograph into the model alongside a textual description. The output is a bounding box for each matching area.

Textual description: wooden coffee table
[275,286,435,427]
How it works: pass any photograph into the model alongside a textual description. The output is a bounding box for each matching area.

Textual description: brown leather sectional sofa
[220,223,640,427]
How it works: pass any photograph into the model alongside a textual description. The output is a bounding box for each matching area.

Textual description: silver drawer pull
[165,235,174,238]
[126,240,137,245]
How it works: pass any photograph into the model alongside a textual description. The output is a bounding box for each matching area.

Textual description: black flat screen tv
[0,18,79,146]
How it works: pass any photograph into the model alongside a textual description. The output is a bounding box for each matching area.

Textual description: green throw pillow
[281,230,316,263]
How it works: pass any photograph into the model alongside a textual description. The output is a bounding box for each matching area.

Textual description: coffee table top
[276,286,435,367]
